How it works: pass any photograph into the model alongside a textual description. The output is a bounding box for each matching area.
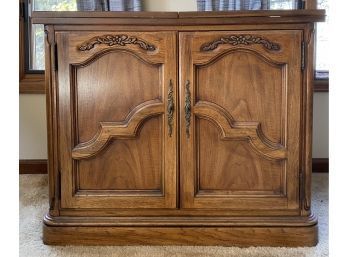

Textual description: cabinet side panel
[45,26,61,216]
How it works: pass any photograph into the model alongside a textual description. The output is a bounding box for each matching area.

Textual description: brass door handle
[167,79,174,137]
[184,80,191,138]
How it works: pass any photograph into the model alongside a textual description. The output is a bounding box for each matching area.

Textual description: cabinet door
[180,31,302,211]
[56,31,177,209]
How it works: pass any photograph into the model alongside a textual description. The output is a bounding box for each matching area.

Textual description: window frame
[310,0,329,92]
[19,0,328,94]
[19,0,45,94]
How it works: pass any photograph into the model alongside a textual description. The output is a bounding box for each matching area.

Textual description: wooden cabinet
[33,10,325,246]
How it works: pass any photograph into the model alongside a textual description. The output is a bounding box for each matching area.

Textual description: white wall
[313,93,329,158]
[19,95,47,159]
[18,0,328,159]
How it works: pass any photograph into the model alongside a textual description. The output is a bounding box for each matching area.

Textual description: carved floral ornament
[200,34,281,52]
[78,34,156,51]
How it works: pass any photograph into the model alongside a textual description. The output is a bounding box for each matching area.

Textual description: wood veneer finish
[35,10,324,246]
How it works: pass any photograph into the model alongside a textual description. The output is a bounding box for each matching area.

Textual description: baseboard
[312,158,329,173]
[19,158,329,174]
[19,159,48,174]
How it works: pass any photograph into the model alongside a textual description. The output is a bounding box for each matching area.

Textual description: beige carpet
[19,173,328,257]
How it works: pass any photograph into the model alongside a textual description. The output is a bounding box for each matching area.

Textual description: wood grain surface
[78,116,162,190]
[74,51,161,143]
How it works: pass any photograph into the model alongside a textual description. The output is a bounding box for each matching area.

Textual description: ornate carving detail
[78,34,156,51]
[185,80,191,138]
[201,35,281,52]
[167,80,174,137]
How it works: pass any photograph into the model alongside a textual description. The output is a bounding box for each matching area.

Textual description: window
[19,0,77,93]
[315,0,329,80]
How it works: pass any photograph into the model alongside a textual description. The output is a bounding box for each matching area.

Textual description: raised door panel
[78,117,162,190]
[56,31,177,209]
[180,31,302,211]
[75,51,161,143]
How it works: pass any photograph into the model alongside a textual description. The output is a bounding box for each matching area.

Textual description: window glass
[316,0,329,76]
[32,0,77,11]
[269,0,299,10]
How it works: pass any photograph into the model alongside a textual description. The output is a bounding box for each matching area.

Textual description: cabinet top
[32,10,325,26]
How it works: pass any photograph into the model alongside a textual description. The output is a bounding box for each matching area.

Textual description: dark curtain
[196,0,300,11]
[77,0,142,11]
[196,0,268,10]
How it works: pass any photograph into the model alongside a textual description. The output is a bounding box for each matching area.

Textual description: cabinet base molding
[43,224,318,246]
[43,215,318,246]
